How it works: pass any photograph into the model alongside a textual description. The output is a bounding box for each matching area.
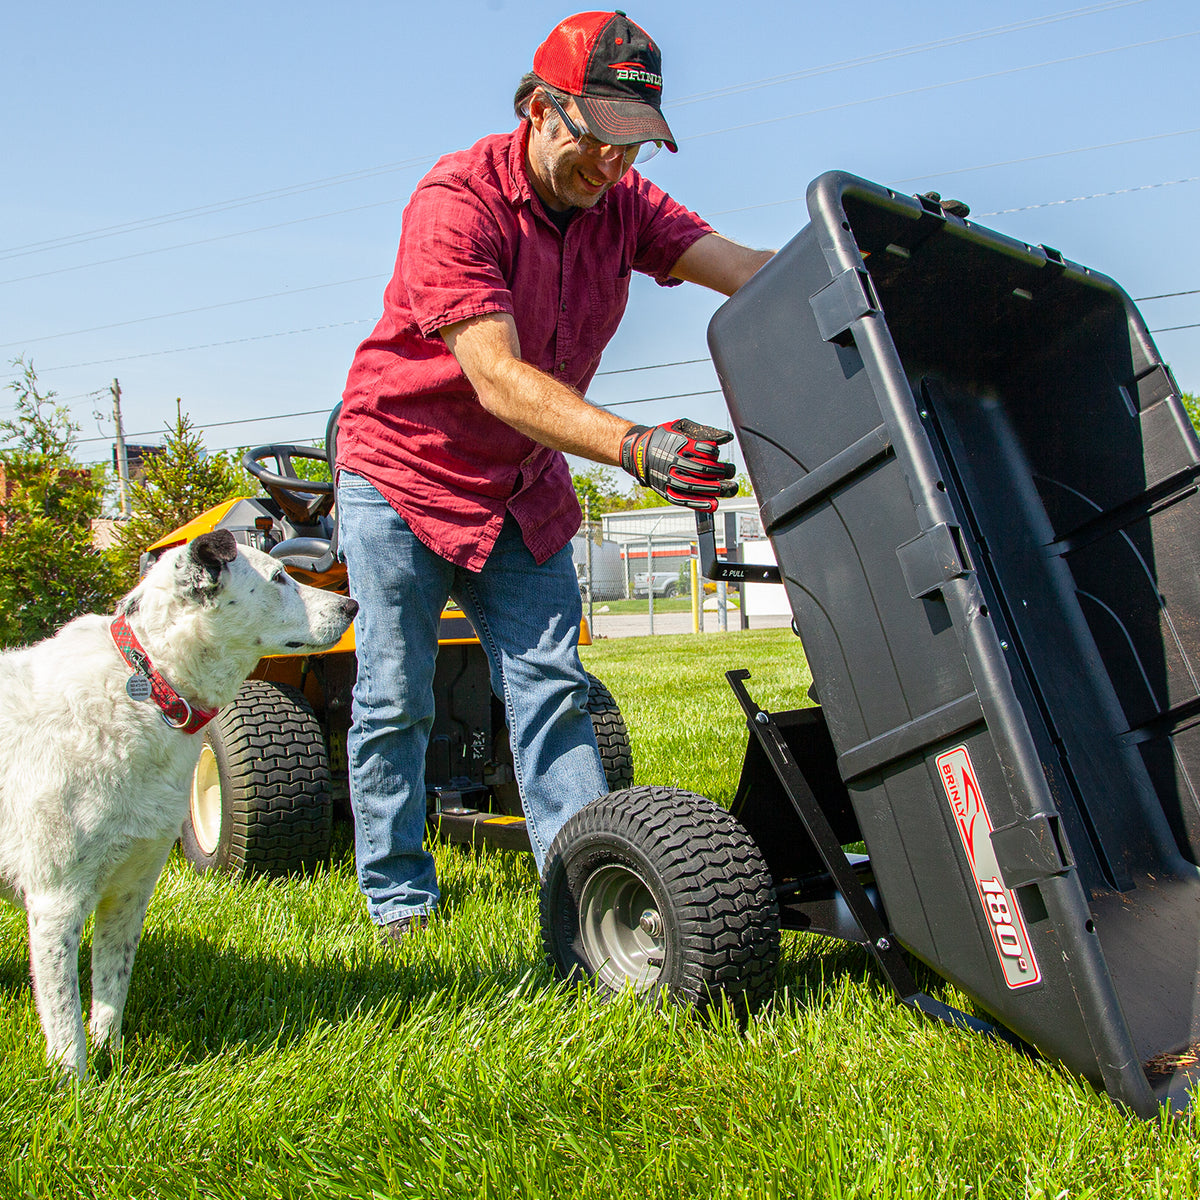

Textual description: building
[599,498,762,581]
[597,499,789,617]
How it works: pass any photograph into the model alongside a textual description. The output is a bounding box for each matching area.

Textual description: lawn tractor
[538,171,1200,1119]
[142,404,632,880]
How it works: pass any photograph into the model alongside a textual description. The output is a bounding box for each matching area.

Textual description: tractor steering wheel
[242,444,334,526]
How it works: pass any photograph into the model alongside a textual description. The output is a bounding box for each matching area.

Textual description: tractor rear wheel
[539,786,779,1013]
[492,671,633,815]
[584,672,633,792]
[180,679,332,878]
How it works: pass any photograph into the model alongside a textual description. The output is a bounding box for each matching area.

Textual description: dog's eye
[271,571,288,585]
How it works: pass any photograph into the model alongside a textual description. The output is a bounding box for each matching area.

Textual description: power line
[36,319,375,373]
[974,176,1200,216]
[7,33,1194,290]
[72,387,729,458]
[30,168,1199,375]
[605,389,722,408]
[687,30,1200,144]
[670,0,1147,106]
[68,326,1200,460]
[26,157,1196,376]
[19,123,1193,349]
[0,276,384,350]
[0,155,435,261]
[596,358,709,376]
[0,197,408,288]
[69,368,722,440]
[1138,290,1200,301]
[707,169,1200,222]
[75,406,335,446]
[887,127,1200,187]
[2,2,1137,265]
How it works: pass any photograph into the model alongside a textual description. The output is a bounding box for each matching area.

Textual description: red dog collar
[110,614,217,734]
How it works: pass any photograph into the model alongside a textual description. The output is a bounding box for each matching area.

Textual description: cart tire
[179,679,332,878]
[539,786,779,1013]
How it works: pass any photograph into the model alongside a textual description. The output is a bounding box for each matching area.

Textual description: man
[336,10,774,939]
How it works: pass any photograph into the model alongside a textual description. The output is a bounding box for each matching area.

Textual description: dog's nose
[341,597,359,621]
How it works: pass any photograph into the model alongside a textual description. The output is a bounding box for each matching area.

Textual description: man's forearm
[476,354,631,465]
[442,312,631,464]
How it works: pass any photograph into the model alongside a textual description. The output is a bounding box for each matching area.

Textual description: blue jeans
[336,471,609,926]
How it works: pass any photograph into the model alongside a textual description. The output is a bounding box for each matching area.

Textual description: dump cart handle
[694,511,782,584]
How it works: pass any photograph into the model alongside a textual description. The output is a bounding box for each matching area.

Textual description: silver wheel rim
[190,743,223,856]
[578,863,665,992]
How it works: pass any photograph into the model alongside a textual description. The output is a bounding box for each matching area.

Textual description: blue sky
[3,0,1197,478]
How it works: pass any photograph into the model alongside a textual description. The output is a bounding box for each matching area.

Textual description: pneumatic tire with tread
[539,786,779,1013]
[493,671,633,815]
[584,672,633,792]
[180,679,332,878]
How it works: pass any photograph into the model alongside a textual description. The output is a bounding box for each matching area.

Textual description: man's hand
[620,418,740,512]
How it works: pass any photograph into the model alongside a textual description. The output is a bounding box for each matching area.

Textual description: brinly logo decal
[611,61,662,90]
[936,746,1041,989]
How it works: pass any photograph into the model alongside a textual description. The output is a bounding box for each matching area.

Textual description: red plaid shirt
[337,124,713,570]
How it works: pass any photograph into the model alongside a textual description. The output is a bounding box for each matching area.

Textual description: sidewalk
[585,608,792,639]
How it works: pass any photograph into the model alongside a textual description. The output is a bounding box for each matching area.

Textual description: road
[585,607,792,639]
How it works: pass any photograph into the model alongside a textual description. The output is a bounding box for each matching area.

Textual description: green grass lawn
[2,628,1199,1198]
[586,596,697,616]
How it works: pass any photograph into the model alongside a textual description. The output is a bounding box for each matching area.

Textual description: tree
[0,359,120,648]
[110,408,252,591]
[1181,392,1199,435]
[572,464,635,516]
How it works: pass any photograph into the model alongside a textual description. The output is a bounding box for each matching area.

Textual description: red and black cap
[533,11,677,152]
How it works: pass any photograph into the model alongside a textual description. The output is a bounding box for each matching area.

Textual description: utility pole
[584,494,594,633]
[112,378,131,517]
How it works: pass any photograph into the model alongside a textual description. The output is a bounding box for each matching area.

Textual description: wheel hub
[578,863,666,992]
[639,909,663,938]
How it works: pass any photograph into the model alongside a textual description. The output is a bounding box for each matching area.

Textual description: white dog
[0,530,357,1078]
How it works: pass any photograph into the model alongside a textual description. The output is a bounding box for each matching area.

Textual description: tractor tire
[539,786,779,1014]
[179,679,332,879]
[585,672,633,792]
[492,671,633,815]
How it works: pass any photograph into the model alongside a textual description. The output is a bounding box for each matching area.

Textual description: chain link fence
[572,506,790,640]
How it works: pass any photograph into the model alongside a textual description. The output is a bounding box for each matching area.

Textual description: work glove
[620,418,739,512]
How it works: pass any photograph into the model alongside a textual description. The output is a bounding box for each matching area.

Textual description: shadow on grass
[107,924,551,1067]
[1,849,1015,1079]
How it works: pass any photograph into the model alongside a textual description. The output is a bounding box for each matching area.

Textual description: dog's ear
[181,531,238,599]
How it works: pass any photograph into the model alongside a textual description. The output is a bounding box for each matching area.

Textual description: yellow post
[691,559,701,634]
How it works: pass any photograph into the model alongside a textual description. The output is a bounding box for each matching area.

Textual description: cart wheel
[492,671,634,814]
[179,679,332,878]
[539,786,779,1013]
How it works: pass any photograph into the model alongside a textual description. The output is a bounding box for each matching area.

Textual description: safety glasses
[541,91,662,167]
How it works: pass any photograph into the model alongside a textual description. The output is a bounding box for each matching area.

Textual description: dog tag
[126,673,153,702]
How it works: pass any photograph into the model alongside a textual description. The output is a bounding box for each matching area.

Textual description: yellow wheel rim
[190,743,223,856]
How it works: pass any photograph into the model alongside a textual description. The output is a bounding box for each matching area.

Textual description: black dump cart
[698,170,1200,1117]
